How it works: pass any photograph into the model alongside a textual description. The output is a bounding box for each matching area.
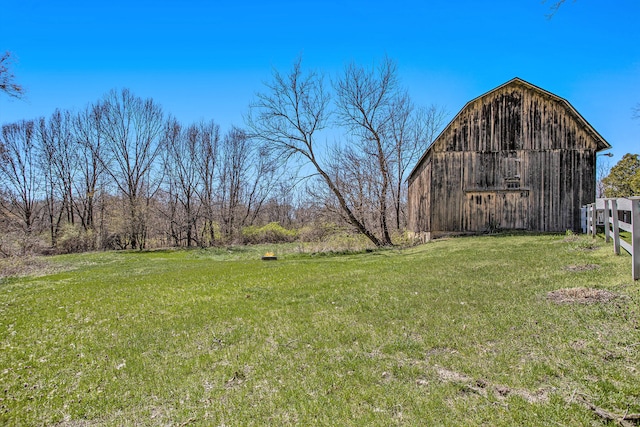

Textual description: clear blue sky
[1,0,638,163]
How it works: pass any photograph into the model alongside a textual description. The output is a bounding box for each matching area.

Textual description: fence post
[590,203,597,236]
[604,199,611,243]
[611,199,620,256]
[631,197,640,281]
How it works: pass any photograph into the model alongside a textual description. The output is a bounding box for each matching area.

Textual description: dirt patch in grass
[434,366,551,403]
[54,419,103,427]
[436,367,471,384]
[564,264,600,272]
[547,287,620,304]
[434,365,640,423]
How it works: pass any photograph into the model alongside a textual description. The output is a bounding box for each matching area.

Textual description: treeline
[0,89,297,255]
[0,58,445,255]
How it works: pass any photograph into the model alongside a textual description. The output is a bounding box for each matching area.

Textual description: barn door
[497,191,529,230]
[465,191,529,232]
[464,192,497,232]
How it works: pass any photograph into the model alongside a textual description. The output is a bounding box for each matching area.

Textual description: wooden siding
[435,85,601,153]
[407,159,431,234]
[408,80,600,236]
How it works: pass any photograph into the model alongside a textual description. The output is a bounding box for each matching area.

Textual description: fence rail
[582,197,640,281]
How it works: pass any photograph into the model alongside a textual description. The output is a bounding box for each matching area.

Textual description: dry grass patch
[547,287,620,304]
[435,366,551,404]
[564,263,600,272]
[562,234,581,243]
[0,256,58,278]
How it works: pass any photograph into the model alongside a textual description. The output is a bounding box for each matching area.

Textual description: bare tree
[192,120,220,246]
[99,89,165,249]
[334,59,400,245]
[0,52,25,99]
[239,143,281,227]
[248,58,443,246]
[217,127,281,240]
[73,102,108,235]
[0,121,41,252]
[262,180,297,226]
[37,110,76,247]
[247,58,387,247]
[325,143,381,230]
[159,119,182,246]
[161,118,202,247]
[389,104,447,230]
[596,157,612,198]
[219,127,251,239]
[332,59,446,241]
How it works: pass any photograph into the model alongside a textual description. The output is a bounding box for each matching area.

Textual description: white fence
[582,197,640,281]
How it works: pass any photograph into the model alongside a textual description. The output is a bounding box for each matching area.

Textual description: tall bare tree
[248,58,444,246]
[219,127,251,239]
[192,120,220,246]
[0,121,41,250]
[247,58,387,247]
[73,102,108,234]
[37,110,76,247]
[239,142,281,227]
[162,118,202,247]
[332,58,447,240]
[99,89,165,249]
[334,59,401,245]
[218,127,281,239]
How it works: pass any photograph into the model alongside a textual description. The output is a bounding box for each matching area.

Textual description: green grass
[1,234,639,426]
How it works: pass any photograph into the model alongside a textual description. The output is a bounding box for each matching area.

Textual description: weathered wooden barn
[407,77,611,241]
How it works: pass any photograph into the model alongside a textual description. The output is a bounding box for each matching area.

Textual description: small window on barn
[505,178,520,189]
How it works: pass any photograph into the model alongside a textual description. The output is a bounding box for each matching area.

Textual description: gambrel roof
[408,77,611,181]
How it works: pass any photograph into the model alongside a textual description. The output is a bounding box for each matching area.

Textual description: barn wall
[408,81,599,235]
[407,159,432,236]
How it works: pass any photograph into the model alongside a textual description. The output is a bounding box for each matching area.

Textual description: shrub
[391,230,417,247]
[241,222,298,244]
[297,222,346,242]
[57,224,97,254]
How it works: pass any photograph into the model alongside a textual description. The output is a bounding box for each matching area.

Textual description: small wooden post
[590,203,597,236]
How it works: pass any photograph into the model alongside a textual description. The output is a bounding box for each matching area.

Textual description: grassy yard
[1,234,639,426]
